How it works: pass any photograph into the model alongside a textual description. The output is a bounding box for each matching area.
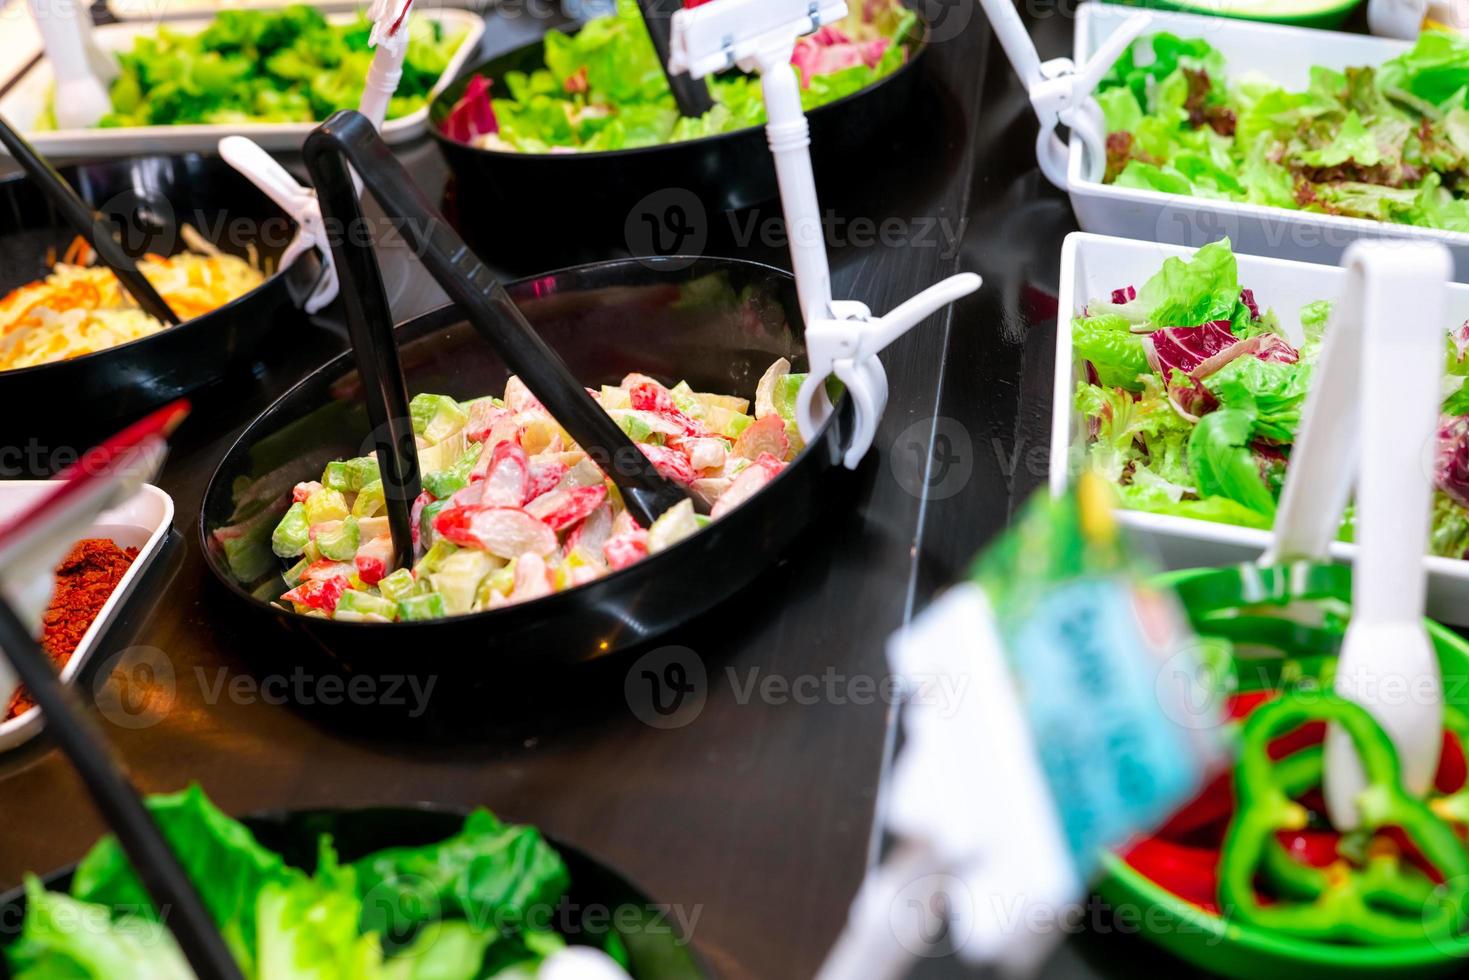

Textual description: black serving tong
[0,402,242,980]
[301,110,693,566]
[0,114,180,326]
[636,0,715,117]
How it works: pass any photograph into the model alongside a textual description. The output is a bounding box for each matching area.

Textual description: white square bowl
[0,8,485,156]
[1066,3,1469,279]
[1048,232,1469,624]
[0,482,173,751]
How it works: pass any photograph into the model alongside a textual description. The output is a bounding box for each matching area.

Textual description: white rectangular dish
[1067,3,1469,279]
[1048,232,1469,624]
[0,8,485,156]
[0,482,173,751]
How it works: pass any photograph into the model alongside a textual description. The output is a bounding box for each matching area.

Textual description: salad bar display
[12,0,1469,979]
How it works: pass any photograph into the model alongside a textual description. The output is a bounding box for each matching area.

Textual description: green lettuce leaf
[7,879,193,979]
[1072,313,1150,390]
[1204,356,1311,443]
[70,784,298,964]
[1186,408,1276,518]
[352,810,569,941]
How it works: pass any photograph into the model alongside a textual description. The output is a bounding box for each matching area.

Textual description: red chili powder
[6,538,138,719]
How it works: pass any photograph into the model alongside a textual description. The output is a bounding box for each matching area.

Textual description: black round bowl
[200,255,851,682]
[0,153,321,449]
[0,805,707,979]
[428,9,928,269]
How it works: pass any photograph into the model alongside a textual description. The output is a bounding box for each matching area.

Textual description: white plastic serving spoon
[1323,242,1451,827]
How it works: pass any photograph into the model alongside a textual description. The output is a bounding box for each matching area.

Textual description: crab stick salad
[269,359,815,621]
[0,234,264,371]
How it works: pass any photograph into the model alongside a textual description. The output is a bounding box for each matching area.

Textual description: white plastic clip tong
[26,0,118,131]
[219,137,339,314]
[979,0,1151,188]
[669,0,980,468]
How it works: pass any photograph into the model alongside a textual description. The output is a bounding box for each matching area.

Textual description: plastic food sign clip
[670,0,980,469]
[978,0,1151,188]
[219,137,339,315]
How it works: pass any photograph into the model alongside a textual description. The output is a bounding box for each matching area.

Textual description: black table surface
[0,2,1232,978]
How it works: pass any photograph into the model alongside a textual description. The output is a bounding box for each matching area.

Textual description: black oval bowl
[428,9,928,269]
[0,153,321,448]
[200,255,850,682]
[0,804,707,979]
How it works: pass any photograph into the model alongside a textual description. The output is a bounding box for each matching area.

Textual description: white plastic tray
[0,482,173,751]
[1066,4,1469,279]
[1048,232,1469,624]
[0,8,485,156]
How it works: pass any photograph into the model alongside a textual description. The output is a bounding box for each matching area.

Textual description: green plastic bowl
[1097,562,1469,979]
[1109,0,1365,30]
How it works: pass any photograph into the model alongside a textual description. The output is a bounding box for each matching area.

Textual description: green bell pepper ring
[1221,692,1469,944]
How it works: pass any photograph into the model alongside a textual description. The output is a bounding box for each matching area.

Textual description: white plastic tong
[669,0,980,468]
[978,0,1151,188]
[219,0,418,314]
[25,0,117,131]
[1261,242,1452,825]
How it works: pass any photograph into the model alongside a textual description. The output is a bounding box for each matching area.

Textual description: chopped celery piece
[419,538,458,573]
[648,499,700,553]
[600,385,631,409]
[352,480,385,518]
[614,412,654,443]
[377,567,419,604]
[419,499,448,549]
[323,456,379,493]
[410,393,468,445]
[303,487,349,526]
[429,549,497,615]
[421,444,481,500]
[271,501,310,558]
[302,539,322,565]
[474,561,516,608]
[669,381,705,418]
[335,589,398,620]
[773,373,805,424]
[414,428,466,474]
[398,592,446,621]
[283,555,312,588]
[723,413,754,439]
[316,515,360,561]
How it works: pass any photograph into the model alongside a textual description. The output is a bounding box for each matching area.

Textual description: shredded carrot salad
[0,232,266,371]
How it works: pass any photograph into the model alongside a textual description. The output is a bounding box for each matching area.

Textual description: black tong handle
[0,115,180,326]
[303,111,692,530]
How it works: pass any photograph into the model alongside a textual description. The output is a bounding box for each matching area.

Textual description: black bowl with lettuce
[427,0,927,271]
[0,786,704,978]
